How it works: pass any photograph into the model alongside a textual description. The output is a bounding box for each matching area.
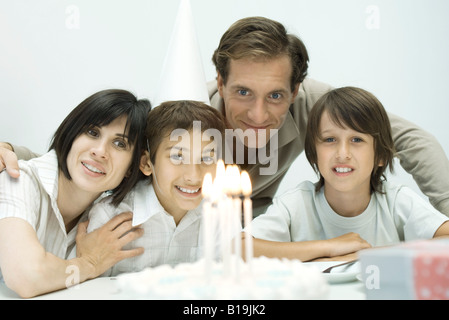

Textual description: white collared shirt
[87,180,207,276]
[0,151,81,281]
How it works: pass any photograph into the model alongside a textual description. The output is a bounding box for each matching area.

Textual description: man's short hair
[212,16,309,91]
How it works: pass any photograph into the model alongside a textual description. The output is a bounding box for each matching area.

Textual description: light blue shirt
[250,181,449,247]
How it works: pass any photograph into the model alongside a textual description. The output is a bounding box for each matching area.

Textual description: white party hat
[152,0,210,107]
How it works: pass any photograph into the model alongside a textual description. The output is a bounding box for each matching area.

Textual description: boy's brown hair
[145,100,227,166]
[305,87,395,193]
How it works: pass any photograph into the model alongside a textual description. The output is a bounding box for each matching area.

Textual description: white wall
[1,0,448,198]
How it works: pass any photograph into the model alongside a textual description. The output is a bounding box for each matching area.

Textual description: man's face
[217,55,299,148]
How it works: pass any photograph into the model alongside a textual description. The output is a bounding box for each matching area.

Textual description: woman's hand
[75,211,144,278]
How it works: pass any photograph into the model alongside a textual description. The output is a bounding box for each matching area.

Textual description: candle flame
[202,172,213,198]
[241,171,252,196]
[224,165,233,193]
[213,159,225,195]
[216,159,225,179]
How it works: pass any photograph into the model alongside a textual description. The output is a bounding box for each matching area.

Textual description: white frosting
[116,256,329,299]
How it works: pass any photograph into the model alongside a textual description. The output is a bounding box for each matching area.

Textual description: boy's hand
[326,232,371,258]
[313,252,360,262]
[75,212,144,278]
[0,143,20,178]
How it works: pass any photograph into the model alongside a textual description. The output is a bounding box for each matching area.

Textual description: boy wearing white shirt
[86,100,226,275]
[249,87,449,262]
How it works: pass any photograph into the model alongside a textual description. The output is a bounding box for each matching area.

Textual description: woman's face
[66,115,135,194]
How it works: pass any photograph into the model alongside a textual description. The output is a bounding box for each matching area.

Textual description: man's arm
[389,113,449,216]
[0,143,40,178]
[0,142,40,160]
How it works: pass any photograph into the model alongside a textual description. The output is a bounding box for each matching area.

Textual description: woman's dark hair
[49,89,151,205]
[305,86,395,194]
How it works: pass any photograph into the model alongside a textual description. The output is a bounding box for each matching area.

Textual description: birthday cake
[116,256,329,300]
[116,162,328,299]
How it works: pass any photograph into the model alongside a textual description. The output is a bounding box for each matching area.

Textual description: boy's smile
[332,165,354,176]
[175,185,202,197]
[146,129,217,224]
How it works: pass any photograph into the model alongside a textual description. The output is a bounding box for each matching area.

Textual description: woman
[0,89,150,298]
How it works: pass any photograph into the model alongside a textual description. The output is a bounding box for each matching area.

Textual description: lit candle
[221,165,235,276]
[211,160,228,275]
[215,159,225,189]
[229,165,242,278]
[233,167,243,258]
[241,171,253,268]
[201,172,214,279]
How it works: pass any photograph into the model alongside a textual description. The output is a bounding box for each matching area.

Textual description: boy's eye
[169,152,185,165]
[323,137,335,143]
[201,156,215,165]
[352,137,363,143]
[170,154,184,161]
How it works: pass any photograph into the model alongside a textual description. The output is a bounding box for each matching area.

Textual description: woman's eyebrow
[115,133,130,140]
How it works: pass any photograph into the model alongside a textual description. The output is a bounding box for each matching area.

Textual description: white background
[1,0,448,198]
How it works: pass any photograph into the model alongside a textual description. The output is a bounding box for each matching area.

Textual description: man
[2,17,449,217]
[208,17,449,217]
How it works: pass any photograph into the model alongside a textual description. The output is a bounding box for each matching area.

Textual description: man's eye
[270,92,282,100]
[238,89,249,96]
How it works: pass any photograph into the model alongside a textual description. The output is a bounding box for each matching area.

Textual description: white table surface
[0,277,365,300]
[0,261,366,300]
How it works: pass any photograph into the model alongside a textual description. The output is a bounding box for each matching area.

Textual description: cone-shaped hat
[152,0,210,107]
